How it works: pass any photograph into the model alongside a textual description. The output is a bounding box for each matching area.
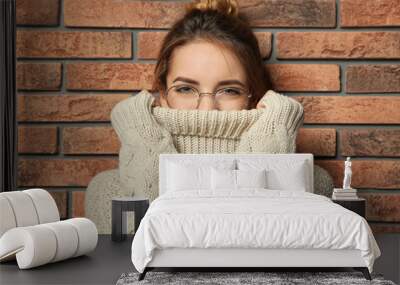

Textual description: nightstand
[111,197,149,242]
[332,198,366,218]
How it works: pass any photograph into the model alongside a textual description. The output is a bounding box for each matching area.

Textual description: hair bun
[187,0,239,17]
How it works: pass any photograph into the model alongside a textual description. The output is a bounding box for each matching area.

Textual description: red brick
[63,127,120,154]
[64,0,335,28]
[316,160,400,189]
[255,32,272,59]
[340,129,400,157]
[239,0,336,27]
[137,31,272,60]
[296,128,336,157]
[346,65,400,93]
[66,63,155,91]
[64,0,186,28]
[17,63,61,90]
[277,32,400,59]
[17,0,59,26]
[341,0,400,27]
[48,191,67,219]
[18,126,58,154]
[358,193,400,222]
[17,93,129,122]
[137,32,165,60]
[294,96,400,124]
[17,31,132,59]
[72,191,85,217]
[18,159,118,187]
[266,64,340,92]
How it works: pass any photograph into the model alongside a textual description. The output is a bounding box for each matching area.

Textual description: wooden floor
[0,234,399,285]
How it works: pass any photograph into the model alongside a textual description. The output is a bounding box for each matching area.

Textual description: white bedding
[131,189,381,273]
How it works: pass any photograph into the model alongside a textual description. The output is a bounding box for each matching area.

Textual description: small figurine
[342,157,352,190]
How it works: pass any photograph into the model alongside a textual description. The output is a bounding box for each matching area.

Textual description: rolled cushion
[0,191,39,228]
[0,196,17,237]
[0,189,60,238]
[0,225,57,268]
[23,188,59,224]
[0,218,98,269]
[42,221,79,262]
[64,218,98,257]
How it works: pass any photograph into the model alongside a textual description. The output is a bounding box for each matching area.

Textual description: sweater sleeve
[110,90,178,201]
[111,89,176,150]
[237,90,304,153]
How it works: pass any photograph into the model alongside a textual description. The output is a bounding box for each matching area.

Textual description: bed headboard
[159,153,314,195]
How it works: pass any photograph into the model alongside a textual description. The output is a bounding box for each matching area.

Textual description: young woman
[86,0,333,234]
[110,0,304,199]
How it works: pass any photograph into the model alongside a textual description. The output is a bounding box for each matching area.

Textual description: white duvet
[131,189,381,273]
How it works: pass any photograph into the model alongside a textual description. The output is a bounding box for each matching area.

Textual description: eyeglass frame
[165,84,252,109]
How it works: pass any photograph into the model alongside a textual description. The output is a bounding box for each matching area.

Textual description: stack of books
[332,188,358,200]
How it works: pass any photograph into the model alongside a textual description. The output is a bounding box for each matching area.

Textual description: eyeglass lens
[166,85,250,110]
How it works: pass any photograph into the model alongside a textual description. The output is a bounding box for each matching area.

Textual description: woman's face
[159,40,251,111]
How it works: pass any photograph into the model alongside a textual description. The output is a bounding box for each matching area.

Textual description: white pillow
[266,161,308,191]
[237,169,267,189]
[238,159,309,192]
[211,168,236,190]
[167,160,235,191]
[211,168,267,190]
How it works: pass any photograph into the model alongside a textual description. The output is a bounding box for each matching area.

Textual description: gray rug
[116,271,396,285]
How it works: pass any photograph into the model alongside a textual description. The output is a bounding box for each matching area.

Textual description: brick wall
[16,0,400,232]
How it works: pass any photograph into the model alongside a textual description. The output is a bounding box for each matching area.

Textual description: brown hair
[151,0,272,109]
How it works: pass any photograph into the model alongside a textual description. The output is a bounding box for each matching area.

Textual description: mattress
[131,189,381,273]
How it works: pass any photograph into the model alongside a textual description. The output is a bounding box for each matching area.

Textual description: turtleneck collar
[130,89,263,139]
[134,89,289,139]
[152,106,264,139]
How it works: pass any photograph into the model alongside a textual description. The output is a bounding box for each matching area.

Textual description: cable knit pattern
[237,90,304,153]
[152,104,264,153]
[111,89,304,201]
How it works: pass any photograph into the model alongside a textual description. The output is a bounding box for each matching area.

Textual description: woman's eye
[176,86,193,93]
[222,88,242,96]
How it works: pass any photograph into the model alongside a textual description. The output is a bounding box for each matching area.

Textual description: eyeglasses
[165,84,252,110]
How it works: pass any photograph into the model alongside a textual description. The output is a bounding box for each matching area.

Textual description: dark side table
[112,197,149,242]
[332,198,366,218]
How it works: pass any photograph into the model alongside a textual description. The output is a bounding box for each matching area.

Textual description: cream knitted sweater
[111,89,304,201]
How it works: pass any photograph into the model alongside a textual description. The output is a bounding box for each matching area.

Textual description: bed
[130,153,381,281]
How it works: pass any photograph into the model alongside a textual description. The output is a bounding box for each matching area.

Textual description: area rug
[116,271,396,285]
